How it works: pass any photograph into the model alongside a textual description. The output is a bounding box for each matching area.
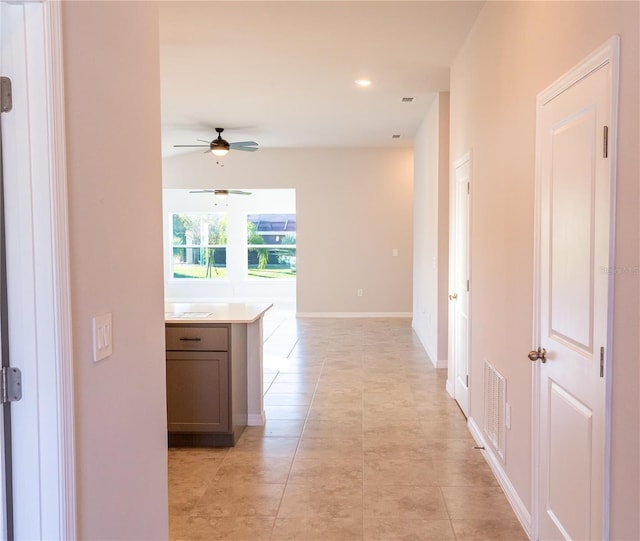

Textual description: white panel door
[450,154,470,417]
[534,39,617,541]
[1,2,75,539]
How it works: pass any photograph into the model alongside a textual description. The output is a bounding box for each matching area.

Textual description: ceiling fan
[190,189,252,199]
[174,128,258,156]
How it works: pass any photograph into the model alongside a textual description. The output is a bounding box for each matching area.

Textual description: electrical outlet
[392,248,398,257]
[357,288,364,297]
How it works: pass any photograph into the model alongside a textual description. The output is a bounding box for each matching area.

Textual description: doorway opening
[162,188,297,308]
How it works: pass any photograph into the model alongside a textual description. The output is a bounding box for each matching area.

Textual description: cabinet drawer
[166,324,229,351]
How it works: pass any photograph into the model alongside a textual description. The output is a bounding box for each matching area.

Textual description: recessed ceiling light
[355,79,372,87]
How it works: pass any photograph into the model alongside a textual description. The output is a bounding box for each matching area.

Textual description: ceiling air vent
[391,134,401,139]
[401,97,415,103]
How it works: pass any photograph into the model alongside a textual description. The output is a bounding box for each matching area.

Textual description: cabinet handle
[179,337,201,342]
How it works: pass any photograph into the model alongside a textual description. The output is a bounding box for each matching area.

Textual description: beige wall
[449,1,639,537]
[412,93,450,365]
[63,2,169,539]
[163,148,414,314]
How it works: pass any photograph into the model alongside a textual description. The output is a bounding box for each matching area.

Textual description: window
[171,213,227,279]
[247,213,296,279]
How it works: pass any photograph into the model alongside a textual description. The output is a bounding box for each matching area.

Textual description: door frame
[531,36,619,541]
[1,2,75,538]
[447,151,471,416]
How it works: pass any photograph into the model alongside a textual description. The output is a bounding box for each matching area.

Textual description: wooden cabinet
[165,323,246,447]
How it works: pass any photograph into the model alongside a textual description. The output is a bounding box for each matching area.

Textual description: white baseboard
[296,312,412,318]
[467,417,532,539]
[435,358,448,369]
[247,412,266,426]
[446,379,455,398]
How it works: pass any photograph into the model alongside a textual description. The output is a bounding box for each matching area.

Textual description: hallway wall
[412,93,450,366]
[62,2,169,539]
[448,1,639,538]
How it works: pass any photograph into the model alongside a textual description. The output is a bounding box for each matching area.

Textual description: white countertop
[165,302,273,324]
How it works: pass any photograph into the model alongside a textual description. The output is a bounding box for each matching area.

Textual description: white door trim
[531,36,619,541]
[43,2,77,536]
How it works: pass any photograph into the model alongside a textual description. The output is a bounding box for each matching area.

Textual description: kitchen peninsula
[165,302,272,447]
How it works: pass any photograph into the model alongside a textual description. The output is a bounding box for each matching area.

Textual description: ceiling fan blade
[197,139,212,144]
[231,145,259,152]
[189,190,216,193]
[173,144,209,148]
[230,141,258,147]
[228,190,252,195]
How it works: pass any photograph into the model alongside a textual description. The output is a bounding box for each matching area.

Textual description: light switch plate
[93,313,113,363]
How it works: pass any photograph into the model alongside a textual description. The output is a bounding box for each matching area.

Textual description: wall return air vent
[484,360,506,461]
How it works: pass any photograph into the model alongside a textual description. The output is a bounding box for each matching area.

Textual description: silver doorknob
[449,293,458,300]
[528,347,547,363]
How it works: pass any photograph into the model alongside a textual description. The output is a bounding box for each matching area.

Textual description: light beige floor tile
[364,485,449,519]
[264,405,310,420]
[311,392,363,406]
[168,315,527,541]
[247,419,306,438]
[364,456,437,486]
[363,394,416,410]
[273,372,321,383]
[192,482,285,517]
[433,459,499,487]
[451,518,529,540]
[363,518,455,540]
[169,483,208,515]
[213,455,292,485]
[272,517,363,541]
[295,436,363,459]
[267,381,318,394]
[278,483,363,519]
[289,456,363,487]
[420,420,475,439]
[228,435,300,458]
[441,486,517,520]
[306,407,363,423]
[429,439,487,463]
[171,515,275,541]
[363,435,433,459]
[263,392,313,406]
[363,425,424,440]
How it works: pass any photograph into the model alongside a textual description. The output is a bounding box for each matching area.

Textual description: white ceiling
[159,1,484,157]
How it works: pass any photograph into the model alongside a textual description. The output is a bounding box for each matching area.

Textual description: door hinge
[1,77,12,113]
[466,375,469,387]
[603,126,609,158]
[467,182,470,195]
[466,279,470,292]
[1,367,22,404]
[599,347,604,378]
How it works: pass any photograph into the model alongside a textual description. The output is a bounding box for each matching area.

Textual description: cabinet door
[166,351,229,433]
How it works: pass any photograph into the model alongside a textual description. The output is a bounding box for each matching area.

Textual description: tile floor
[168,308,528,540]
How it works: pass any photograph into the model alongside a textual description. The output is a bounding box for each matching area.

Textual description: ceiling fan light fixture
[211,146,229,157]
[210,127,230,156]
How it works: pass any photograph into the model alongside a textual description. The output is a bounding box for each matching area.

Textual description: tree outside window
[247,214,296,279]
[172,213,227,279]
